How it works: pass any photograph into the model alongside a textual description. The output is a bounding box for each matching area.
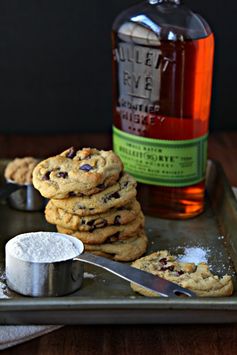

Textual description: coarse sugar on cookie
[85,230,148,261]
[130,250,234,297]
[32,147,123,199]
[56,212,145,245]
[45,199,141,232]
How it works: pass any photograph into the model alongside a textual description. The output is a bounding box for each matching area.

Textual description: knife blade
[76,252,196,298]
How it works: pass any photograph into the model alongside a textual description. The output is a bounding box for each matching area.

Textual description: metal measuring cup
[5,232,196,298]
[0,180,45,212]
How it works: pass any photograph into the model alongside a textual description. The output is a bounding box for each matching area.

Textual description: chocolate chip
[110,192,120,199]
[122,181,129,188]
[77,204,86,209]
[161,265,175,272]
[103,192,120,203]
[97,183,105,190]
[87,218,108,229]
[69,192,77,197]
[177,270,184,276]
[87,219,96,227]
[42,171,51,181]
[79,164,93,172]
[114,215,121,226]
[108,232,120,242]
[95,219,108,228]
[66,147,76,159]
[57,172,68,178]
[159,258,168,265]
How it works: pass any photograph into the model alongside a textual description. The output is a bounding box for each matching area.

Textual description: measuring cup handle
[75,252,196,298]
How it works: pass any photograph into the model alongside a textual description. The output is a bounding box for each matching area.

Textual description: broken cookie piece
[131,250,233,297]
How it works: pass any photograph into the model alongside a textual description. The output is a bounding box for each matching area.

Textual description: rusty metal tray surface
[0,160,237,325]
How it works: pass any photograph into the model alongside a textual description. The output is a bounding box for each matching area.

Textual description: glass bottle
[112,0,214,219]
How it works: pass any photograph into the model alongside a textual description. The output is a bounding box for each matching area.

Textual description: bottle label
[114,43,164,103]
[113,126,208,187]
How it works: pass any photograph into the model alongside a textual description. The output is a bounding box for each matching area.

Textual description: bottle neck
[149,0,181,4]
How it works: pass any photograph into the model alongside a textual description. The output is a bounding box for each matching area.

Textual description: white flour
[6,232,81,263]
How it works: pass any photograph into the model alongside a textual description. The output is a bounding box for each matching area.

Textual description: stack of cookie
[33,147,148,261]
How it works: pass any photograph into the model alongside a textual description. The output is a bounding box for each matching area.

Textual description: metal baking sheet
[0,160,237,325]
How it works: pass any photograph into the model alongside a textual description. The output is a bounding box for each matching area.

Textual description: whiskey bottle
[112,0,214,219]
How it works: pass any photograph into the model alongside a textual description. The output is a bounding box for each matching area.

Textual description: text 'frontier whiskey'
[112,0,214,219]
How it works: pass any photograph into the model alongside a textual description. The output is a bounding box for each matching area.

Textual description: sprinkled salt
[83,272,95,279]
[6,232,81,263]
[178,247,209,265]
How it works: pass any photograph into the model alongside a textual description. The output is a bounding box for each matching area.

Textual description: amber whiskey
[112,0,214,219]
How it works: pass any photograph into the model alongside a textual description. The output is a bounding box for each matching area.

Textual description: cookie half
[33,147,123,199]
[52,172,137,216]
[85,230,148,261]
[56,213,145,245]
[45,199,141,231]
[130,250,233,297]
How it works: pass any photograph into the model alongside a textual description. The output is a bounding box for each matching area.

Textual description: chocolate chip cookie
[56,212,144,244]
[85,230,148,261]
[45,199,141,231]
[5,157,39,185]
[131,250,234,297]
[32,147,123,199]
[51,173,137,216]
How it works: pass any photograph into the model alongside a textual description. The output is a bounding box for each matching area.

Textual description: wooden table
[1,131,237,355]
